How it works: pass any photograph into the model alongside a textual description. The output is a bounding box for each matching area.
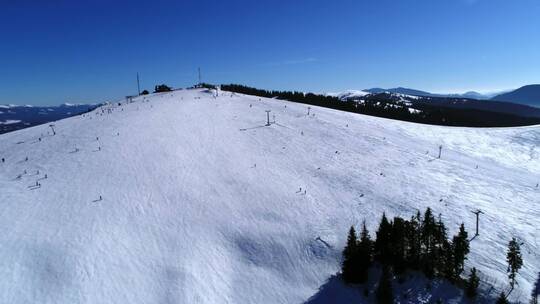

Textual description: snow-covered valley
[0,88,538,303]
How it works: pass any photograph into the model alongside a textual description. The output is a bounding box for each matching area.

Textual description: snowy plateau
[0,88,538,303]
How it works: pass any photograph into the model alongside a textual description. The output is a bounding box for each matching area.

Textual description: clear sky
[1,0,539,105]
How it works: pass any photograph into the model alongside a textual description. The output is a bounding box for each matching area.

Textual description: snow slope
[0,89,538,303]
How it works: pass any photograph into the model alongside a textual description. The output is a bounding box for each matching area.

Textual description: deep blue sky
[1,0,539,105]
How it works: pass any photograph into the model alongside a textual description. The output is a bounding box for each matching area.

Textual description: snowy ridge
[325,90,370,100]
[0,89,538,303]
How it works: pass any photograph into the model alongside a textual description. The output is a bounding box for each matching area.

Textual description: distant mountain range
[491,84,540,107]
[227,84,540,127]
[331,85,540,108]
[327,88,540,125]
[0,103,97,134]
[361,87,501,100]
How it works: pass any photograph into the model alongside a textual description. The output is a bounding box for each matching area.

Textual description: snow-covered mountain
[330,90,540,123]
[0,103,96,135]
[362,87,498,99]
[325,90,370,100]
[0,89,538,303]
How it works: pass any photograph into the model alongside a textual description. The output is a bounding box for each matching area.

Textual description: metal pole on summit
[137,72,141,96]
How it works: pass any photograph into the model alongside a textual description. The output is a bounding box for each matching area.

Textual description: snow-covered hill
[325,90,370,100]
[0,89,538,303]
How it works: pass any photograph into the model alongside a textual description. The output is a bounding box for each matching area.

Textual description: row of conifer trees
[342,208,470,284]
[341,207,479,303]
[341,208,528,303]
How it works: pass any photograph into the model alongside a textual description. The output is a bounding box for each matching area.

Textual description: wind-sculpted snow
[0,89,538,303]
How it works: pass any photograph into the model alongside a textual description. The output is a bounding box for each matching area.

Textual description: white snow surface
[325,90,370,100]
[0,89,538,303]
[0,120,21,125]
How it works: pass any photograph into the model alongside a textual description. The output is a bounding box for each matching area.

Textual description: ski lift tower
[265,110,271,126]
[49,124,56,136]
[471,209,484,237]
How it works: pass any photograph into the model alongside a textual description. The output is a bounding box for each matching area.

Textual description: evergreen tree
[496,291,509,304]
[357,221,373,283]
[420,208,437,277]
[433,215,448,276]
[341,226,359,283]
[405,212,422,269]
[376,266,394,304]
[507,237,523,290]
[441,239,455,280]
[140,90,149,95]
[390,217,407,274]
[465,267,480,298]
[452,223,470,279]
[374,213,393,265]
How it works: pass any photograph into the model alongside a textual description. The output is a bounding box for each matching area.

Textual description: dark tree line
[220,84,540,127]
[340,209,528,303]
[154,84,172,93]
[341,208,472,302]
[342,208,470,284]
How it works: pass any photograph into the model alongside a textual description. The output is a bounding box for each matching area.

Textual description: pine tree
[465,267,480,298]
[441,239,455,280]
[405,212,422,269]
[341,226,359,283]
[452,223,470,279]
[496,291,509,304]
[420,208,437,277]
[374,213,393,265]
[357,221,373,283]
[390,217,407,274]
[376,266,394,304]
[433,215,448,276]
[507,237,523,290]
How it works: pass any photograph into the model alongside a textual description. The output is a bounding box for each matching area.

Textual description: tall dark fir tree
[465,267,480,298]
[451,223,470,279]
[420,207,438,277]
[357,221,373,283]
[374,213,393,265]
[341,226,359,283]
[405,211,422,269]
[390,216,407,274]
[507,237,523,290]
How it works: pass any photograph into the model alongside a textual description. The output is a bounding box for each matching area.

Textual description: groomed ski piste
[0,88,538,303]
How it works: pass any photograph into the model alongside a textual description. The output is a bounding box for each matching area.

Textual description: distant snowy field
[0,89,538,303]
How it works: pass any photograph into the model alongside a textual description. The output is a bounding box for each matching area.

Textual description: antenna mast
[136,72,141,95]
